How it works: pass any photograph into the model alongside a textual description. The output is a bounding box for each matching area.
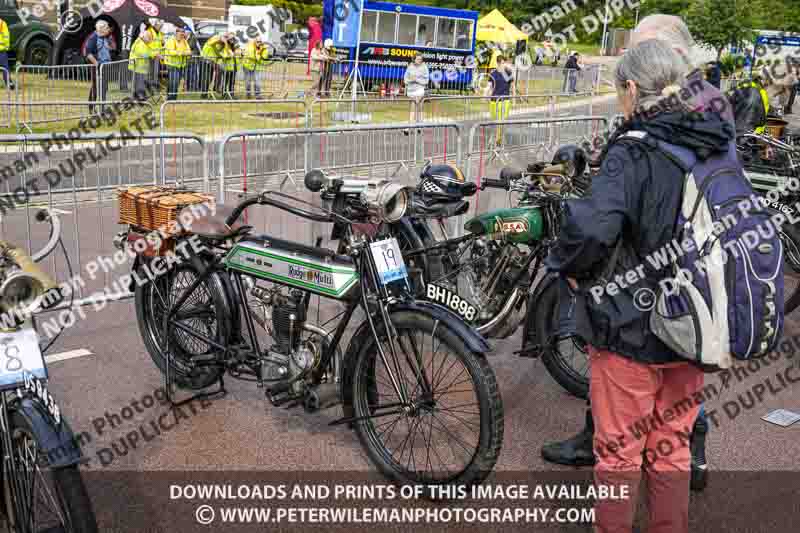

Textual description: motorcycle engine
[259,290,319,386]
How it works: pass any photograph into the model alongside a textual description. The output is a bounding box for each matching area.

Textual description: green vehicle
[0,0,55,65]
[395,153,588,339]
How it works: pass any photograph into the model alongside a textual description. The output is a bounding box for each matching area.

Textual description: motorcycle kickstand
[163,336,227,408]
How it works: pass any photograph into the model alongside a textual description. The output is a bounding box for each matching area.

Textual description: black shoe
[541,409,596,467]
[690,415,708,492]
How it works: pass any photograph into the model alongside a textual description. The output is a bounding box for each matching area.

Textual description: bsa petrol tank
[223,238,359,299]
[464,207,544,244]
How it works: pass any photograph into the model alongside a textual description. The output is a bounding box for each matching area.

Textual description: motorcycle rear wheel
[135,259,230,390]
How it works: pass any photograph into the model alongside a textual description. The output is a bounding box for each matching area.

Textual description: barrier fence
[463,116,608,217]
[159,98,309,138]
[13,99,156,133]
[0,132,206,309]
[4,60,608,129]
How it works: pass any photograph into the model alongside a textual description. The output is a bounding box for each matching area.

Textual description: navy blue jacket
[546,110,735,364]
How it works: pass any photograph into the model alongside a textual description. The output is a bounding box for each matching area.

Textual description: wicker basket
[117,186,214,236]
[766,118,788,139]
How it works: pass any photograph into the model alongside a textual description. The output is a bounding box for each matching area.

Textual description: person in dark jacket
[563,52,580,93]
[541,16,728,494]
[705,60,721,89]
[85,20,116,112]
[546,39,735,533]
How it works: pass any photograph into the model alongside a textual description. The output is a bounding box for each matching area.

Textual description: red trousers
[589,347,704,533]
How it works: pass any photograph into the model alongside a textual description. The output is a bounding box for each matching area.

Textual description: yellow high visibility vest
[242,41,269,71]
[163,36,190,68]
[146,27,163,54]
[201,36,223,60]
[127,38,152,74]
[219,45,236,71]
[0,19,9,53]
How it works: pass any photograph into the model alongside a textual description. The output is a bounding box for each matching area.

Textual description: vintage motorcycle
[393,147,590,340]
[0,210,97,532]
[119,175,503,490]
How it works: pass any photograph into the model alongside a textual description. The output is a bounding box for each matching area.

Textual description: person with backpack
[545,38,782,533]
[540,15,742,493]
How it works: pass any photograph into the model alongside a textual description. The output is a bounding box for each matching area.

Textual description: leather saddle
[178,205,252,240]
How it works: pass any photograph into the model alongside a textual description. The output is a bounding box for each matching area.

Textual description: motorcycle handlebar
[481,178,510,190]
[31,209,61,263]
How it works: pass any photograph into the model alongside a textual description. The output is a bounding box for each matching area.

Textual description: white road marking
[45,349,93,364]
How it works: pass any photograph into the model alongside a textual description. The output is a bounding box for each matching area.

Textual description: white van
[228,5,292,47]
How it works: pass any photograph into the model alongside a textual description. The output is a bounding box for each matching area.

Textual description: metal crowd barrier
[463,116,608,216]
[16,64,97,105]
[0,132,206,308]
[308,97,419,127]
[159,98,309,138]
[216,122,462,203]
[421,94,555,123]
[0,67,10,128]
[13,100,155,133]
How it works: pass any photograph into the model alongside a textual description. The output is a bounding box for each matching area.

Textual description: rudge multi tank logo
[288,265,335,289]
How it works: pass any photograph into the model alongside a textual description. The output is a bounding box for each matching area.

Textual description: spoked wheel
[781,224,800,315]
[2,406,97,532]
[351,312,503,491]
[135,258,230,390]
[536,280,590,399]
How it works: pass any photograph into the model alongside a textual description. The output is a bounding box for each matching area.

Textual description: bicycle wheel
[535,280,590,399]
[351,311,503,489]
[135,258,230,390]
[2,405,97,532]
[781,223,800,314]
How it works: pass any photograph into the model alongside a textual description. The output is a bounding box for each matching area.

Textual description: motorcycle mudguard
[520,272,561,355]
[8,397,83,468]
[339,300,492,420]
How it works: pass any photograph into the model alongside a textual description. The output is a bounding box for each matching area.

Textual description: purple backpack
[620,131,784,369]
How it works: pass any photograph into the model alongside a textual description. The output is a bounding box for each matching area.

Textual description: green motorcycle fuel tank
[464,207,544,244]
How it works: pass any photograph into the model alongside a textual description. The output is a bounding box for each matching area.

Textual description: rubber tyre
[350,311,503,489]
[134,258,229,390]
[24,39,52,66]
[5,408,98,532]
[536,280,590,399]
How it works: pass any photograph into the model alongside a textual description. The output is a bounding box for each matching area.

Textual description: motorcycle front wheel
[350,311,503,490]
[534,280,590,399]
[2,405,98,532]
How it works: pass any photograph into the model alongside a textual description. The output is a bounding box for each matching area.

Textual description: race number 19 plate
[370,238,408,285]
[0,328,47,390]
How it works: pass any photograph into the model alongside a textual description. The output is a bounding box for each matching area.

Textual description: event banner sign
[329,0,363,49]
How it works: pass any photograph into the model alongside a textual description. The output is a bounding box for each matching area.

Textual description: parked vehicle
[0,209,97,532]
[228,5,291,47]
[386,149,591,398]
[118,177,504,490]
[0,0,54,65]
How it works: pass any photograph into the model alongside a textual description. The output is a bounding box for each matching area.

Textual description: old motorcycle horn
[0,242,58,316]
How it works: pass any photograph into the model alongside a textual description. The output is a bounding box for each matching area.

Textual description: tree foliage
[684,0,754,59]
